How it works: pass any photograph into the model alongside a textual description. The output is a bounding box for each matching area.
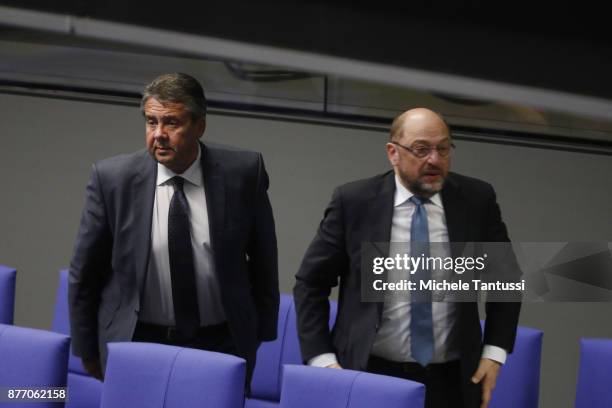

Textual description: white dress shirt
[309,175,506,367]
[139,145,226,326]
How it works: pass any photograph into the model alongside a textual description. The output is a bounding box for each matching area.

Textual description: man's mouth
[421,170,443,181]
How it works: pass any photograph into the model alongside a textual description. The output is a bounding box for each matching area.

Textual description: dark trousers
[132,321,253,389]
[133,321,237,355]
[367,355,468,408]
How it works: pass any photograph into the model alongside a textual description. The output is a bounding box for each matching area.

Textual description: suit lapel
[200,143,226,268]
[133,151,157,298]
[366,171,395,243]
[441,174,468,256]
[365,172,395,317]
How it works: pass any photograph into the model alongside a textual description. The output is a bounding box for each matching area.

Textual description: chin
[425,187,442,195]
[413,180,444,195]
[154,152,173,162]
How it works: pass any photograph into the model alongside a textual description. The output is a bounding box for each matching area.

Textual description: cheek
[405,161,422,176]
[168,132,184,147]
[441,161,450,174]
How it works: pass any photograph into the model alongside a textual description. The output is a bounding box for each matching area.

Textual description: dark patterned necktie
[168,176,200,339]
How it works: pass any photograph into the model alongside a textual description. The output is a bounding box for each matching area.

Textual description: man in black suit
[69,73,279,384]
[294,108,520,408]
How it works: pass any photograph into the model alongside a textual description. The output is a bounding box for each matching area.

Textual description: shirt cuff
[482,345,507,364]
[308,353,339,367]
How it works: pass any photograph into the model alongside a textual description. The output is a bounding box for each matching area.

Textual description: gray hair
[140,73,207,120]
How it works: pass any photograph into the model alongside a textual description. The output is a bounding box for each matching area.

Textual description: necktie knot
[170,176,185,192]
[409,196,428,207]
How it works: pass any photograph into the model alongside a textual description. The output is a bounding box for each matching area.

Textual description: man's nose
[153,124,167,139]
[426,148,442,164]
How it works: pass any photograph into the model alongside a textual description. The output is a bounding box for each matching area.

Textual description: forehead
[143,98,189,117]
[397,117,450,145]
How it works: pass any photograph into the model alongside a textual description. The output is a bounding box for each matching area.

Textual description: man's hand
[471,358,501,408]
[325,363,342,369]
[82,357,104,381]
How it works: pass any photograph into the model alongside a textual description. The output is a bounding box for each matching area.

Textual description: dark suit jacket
[69,142,279,377]
[293,171,520,407]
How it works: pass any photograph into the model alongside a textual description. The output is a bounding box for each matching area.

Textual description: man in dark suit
[69,73,279,384]
[294,108,520,408]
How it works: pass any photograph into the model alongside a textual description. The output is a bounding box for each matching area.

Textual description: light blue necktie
[409,196,434,366]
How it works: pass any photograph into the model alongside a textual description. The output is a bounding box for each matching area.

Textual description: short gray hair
[140,73,207,120]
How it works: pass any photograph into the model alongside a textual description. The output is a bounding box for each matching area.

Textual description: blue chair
[102,342,246,408]
[52,269,102,408]
[575,338,612,408]
[0,324,70,407]
[0,265,16,324]
[246,296,338,408]
[481,323,544,408]
[247,294,293,408]
[282,297,338,368]
[279,365,425,408]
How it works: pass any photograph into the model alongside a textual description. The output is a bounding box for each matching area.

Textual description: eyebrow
[411,137,451,144]
[145,114,182,121]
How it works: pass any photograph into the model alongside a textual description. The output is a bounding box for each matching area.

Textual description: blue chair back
[249,294,293,405]
[575,338,612,408]
[0,324,70,408]
[478,322,543,408]
[246,295,337,408]
[52,269,102,408]
[102,342,246,408]
[279,365,424,408]
[0,265,16,324]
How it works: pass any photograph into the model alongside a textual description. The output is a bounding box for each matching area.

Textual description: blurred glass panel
[1,35,612,144]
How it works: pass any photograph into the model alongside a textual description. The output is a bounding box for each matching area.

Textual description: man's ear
[386,142,399,166]
[198,118,206,138]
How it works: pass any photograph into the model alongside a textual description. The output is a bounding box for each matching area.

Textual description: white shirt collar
[156,143,203,187]
[393,174,443,208]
